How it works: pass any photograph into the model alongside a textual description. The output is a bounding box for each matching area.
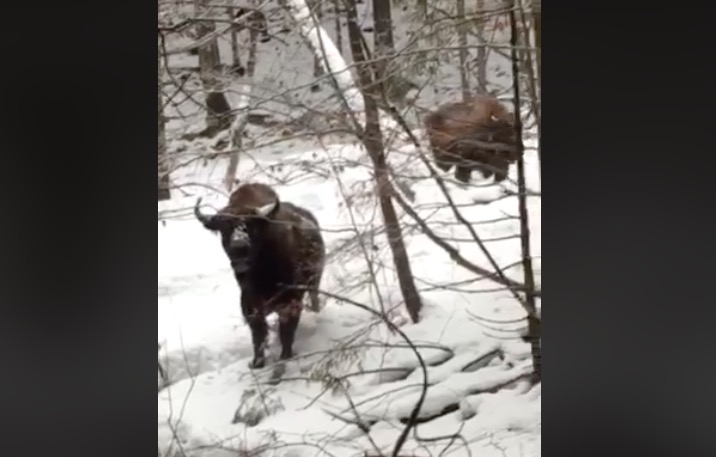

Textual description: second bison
[424,94,522,183]
[194,182,326,369]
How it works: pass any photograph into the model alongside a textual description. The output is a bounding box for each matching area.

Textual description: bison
[424,94,522,183]
[194,182,326,369]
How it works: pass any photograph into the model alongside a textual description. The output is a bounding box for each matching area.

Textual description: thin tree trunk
[372,0,396,90]
[347,0,422,323]
[475,0,488,92]
[456,0,470,101]
[227,6,243,73]
[516,0,540,181]
[311,0,324,91]
[158,42,171,201]
[333,0,343,56]
[508,0,540,385]
[223,0,260,192]
[195,0,233,136]
[533,0,541,174]
[246,2,259,77]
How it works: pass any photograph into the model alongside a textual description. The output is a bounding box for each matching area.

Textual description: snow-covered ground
[158,137,541,457]
[159,2,540,457]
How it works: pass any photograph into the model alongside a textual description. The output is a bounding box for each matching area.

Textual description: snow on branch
[282,0,364,114]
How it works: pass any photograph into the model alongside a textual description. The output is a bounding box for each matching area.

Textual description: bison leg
[308,289,320,313]
[277,300,303,360]
[478,164,496,180]
[435,158,454,172]
[432,146,457,172]
[493,161,509,182]
[454,165,473,183]
[241,291,269,369]
[307,271,323,313]
[246,315,268,369]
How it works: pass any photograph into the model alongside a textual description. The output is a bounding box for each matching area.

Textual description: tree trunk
[456,0,470,101]
[508,0,540,385]
[533,0,541,95]
[533,0,541,174]
[245,0,260,78]
[158,42,171,201]
[347,0,422,323]
[475,0,488,92]
[516,0,541,180]
[195,0,232,136]
[310,0,324,92]
[372,0,396,90]
[227,6,243,73]
[333,0,343,57]
[223,0,260,192]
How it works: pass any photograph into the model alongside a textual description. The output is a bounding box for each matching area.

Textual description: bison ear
[255,199,279,218]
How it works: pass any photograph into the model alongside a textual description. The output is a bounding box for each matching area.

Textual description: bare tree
[372,0,396,83]
[474,0,488,92]
[456,0,470,100]
[532,0,541,173]
[347,0,423,323]
[508,0,540,384]
[227,6,243,73]
[514,0,541,179]
[223,1,264,191]
[310,0,325,92]
[332,0,343,56]
[195,0,233,136]
[158,38,170,202]
[281,0,422,322]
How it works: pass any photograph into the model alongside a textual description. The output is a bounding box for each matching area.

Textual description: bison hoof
[249,358,266,369]
[279,350,293,360]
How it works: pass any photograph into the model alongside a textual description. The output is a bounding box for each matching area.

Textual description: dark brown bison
[424,94,522,183]
[194,182,326,369]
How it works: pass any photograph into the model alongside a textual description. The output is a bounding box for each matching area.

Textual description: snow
[159,2,540,457]
[158,133,541,457]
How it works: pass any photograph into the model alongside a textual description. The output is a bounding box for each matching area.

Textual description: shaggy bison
[424,94,522,183]
[194,182,326,369]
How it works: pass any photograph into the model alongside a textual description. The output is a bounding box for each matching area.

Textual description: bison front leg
[306,269,323,313]
[492,158,510,183]
[493,164,509,182]
[277,300,303,360]
[454,165,474,183]
[246,315,268,368]
[242,292,268,369]
[431,145,458,173]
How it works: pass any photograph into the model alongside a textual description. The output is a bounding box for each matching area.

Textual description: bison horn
[194,198,215,228]
[255,200,278,218]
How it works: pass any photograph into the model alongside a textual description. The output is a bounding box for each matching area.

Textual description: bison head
[194,197,279,274]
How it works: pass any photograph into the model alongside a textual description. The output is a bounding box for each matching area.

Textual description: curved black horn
[194,197,214,227]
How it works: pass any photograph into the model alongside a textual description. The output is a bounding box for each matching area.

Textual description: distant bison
[194,182,326,369]
[424,94,522,183]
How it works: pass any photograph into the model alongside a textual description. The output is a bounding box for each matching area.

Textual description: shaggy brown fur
[424,94,522,183]
[194,182,326,369]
